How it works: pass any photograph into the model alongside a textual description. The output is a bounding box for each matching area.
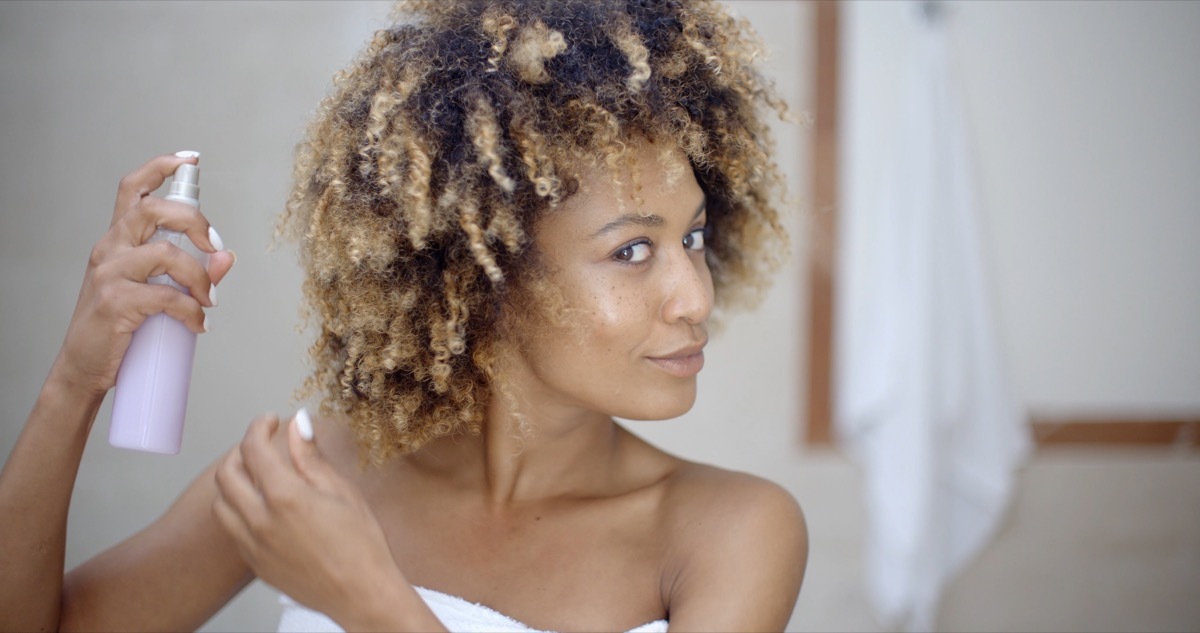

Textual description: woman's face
[510,143,713,421]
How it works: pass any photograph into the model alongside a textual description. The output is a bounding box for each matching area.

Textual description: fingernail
[208,226,225,251]
[229,249,237,267]
[202,314,210,333]
[209,283,219,307]
[175,150,201,159]
[294,407,314,442]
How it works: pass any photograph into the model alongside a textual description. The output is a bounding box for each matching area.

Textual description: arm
[663,474,809,632]
[0,153,236,631]
[0,367,105,632]
[60,458,254,632]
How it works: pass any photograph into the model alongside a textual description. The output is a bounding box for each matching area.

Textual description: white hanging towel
[834,4,1032,632]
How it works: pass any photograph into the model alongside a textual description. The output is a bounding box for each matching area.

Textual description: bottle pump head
[168,163,200,203]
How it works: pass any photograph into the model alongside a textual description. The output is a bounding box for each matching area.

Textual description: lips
[647,341,707,378]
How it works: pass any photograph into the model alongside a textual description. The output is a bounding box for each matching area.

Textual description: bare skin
[0,145,807,632]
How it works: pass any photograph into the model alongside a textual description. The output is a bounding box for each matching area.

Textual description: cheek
[570,274,655,348]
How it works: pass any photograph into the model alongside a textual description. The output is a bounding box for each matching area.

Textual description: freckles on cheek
[580,287,655,358]
[588,284,635,328]
[565,268,651,339]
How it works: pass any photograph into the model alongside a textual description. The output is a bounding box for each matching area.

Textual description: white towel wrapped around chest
[277,589,669,633]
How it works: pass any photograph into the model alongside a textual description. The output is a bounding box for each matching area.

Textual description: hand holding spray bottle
[109,153,213,454]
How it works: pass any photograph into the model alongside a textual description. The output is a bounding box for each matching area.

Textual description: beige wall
[1,2,1197,632]
[0,2,406,630]
[842,0,1200,417]
[837,1,1200,631]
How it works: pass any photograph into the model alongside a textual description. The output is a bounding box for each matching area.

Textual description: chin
[607,382,698,421]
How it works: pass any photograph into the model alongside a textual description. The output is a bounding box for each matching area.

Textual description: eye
[682,226,707,251]
[614,240,652,263]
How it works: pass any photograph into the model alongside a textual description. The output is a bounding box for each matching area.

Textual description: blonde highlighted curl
[277,0,793,463]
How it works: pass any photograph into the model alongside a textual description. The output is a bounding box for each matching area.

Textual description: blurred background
[0,1,1196,631]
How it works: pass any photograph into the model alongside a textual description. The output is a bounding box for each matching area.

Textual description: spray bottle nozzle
[167,163,200,203]
[174,163,199,185]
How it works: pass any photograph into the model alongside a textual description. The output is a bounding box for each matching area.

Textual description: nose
[660,248,714,326]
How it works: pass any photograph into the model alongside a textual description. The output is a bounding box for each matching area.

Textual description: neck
[412,371,622,509]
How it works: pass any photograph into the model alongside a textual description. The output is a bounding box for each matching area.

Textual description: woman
[0,0,807,630]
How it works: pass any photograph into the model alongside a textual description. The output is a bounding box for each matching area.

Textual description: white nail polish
[295,408,314,441]
[209,283,218,307]
[202,314,210,333]
[175,150,201,159]
[208,226,224,251]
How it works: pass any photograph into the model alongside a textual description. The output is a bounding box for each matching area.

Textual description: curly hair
[277,0,793,463]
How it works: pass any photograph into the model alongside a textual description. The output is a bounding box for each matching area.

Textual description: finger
[116,194,222,255]
[101,239,217,307]
[212,451,269,562]
[145,284,210,334]
[211,494,257,565]
[213,449,265,523]
[208,249,236,286]
[287,408,335,489]
[240,414,297,495]
[238,415,280,486]
[113,152,200,220]
[92,278,209,335]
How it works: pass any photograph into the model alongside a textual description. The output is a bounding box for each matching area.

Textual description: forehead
[542,143,703,237]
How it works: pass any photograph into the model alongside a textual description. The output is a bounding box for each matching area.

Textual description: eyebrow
[589,196,707,240]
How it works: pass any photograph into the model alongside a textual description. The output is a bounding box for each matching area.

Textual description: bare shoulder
[659,461,809,630]
[661,461,806,530]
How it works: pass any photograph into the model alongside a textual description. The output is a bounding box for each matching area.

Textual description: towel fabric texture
[277,590,669,633]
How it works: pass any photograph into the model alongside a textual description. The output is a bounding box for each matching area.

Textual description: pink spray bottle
[109,160,207,454]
